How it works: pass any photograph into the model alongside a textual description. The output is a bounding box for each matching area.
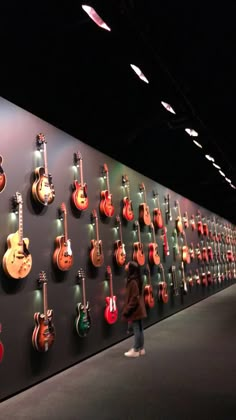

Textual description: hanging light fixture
[82,5,111,31]
[161,101,176,114]
[130,64,149,83]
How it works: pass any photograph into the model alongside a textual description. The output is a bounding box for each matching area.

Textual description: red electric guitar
[190,214,196,231]
[32,271,56,352]
[153,191,163,229]
[196,210,203,236]
[0,323,4,363]
[175,200,183,234]
[148,222,160,266]
[182,231,190,264]
[161,226,170,257]
[139,182,151,226]
[72,151,89,211]
[114,215,126,266]
[202,216,209,237]
[122,174,134,222]
[32,133,55,206]
[90,209,104,267]
[0,155,7,193]
[133,220,145,266]
[158,263,168,303]
[100,163,115,217]
[52,202,74,271]
[144,264,155,308]
[182,211,189,229]
[104,266,118,324]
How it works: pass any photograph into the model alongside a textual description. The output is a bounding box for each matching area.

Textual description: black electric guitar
[32,271,56,352]
[114,215,126,266]
[72,151,89,211]
[2,192,32,279]
[75,268,91,337]
[0,155,7,193]
[32,133,55,206]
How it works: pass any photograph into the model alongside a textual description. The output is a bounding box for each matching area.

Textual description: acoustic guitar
[104,266,118,324]
[3,192,32,279]
[122,174,134,222]
[175,200,183,234]
[100,163,115,217]
[75,268,91,337]
[114,215,126,266]
[144,264,155,308]
[153,191,163,229]
[72,151,89,211]
[158,263,168,303]
[52,202,74,271]
[139,182,151,226]
[0,155,7,193]
[90,209,104,267]
[0,323,4,363]
[148,222,160,266]
[32,271,55,352]
[133,220,145,266]
[32,133,55,206]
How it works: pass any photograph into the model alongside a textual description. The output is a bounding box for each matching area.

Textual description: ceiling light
[230,183,236,189]
[213,163,221,169]
[205,154,215,162]
[193,140,202,148]
[82,5,111,31]
[161,101,176,114]
[225,177,231,183]
[185,128,199,137]
[130,64,149,83]
[219,170,225,177]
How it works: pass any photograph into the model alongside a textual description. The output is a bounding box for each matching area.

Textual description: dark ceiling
[1,1,236,223]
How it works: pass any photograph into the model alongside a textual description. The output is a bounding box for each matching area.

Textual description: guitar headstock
[38,270,48,286]
[122,174,129,186]
[77,267,86,282]
[116,215,121,226]
[91,209,98,223]
[60,202,67,216]
[145,263,151,277]
[139,182,145,192]
[134,220,140,230]
[102,163,108,176]
[74,151,82,166]
[106,265,112,280]
[36,133,46,148]
[13,192,23,208]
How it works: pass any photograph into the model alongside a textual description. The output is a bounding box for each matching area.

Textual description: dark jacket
[122,277,147,321]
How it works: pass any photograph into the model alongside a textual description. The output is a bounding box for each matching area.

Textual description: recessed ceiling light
[161,101,176,114]
[185,128,199,137]
[130,64,149,83]
[230,183,236,189]
[82,5,111,31]
[193,140,202,148]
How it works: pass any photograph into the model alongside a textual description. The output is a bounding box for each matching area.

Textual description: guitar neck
[18,202,24,250]
[82,277,87,307]
[79,158,84,186]
[105,169,111,195]
[136,222,141,243]
[109,273,114,299]
[63,211,68,242]
[43,282,48,320]
[43,141,49,176]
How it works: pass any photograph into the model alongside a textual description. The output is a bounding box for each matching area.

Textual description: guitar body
[144,284,155,308]
[114,240,126,266]
[2,231,32,279]
[148,242,160,266]
[75,302,91,337]
[53,236,74,271]
[104,296,118,324]
[0,340,4,363]
[182,245,190,264]
[122,197,134,221]
[133,242,145,266]
[0,173,6,193]
[153,208,163,229]
[100,190,114,217]
[139,203,151,226]
[90,239,104,267]
[72,180,89,211]
[176,217,183,234]
[158,282,169,303]
[32,166,55,206]
[32,310,55,352]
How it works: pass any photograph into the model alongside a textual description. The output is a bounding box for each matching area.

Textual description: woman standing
[122,260,147,358]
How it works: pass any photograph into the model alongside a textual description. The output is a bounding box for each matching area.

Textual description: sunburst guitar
[100,163,114,217]
[144,264,155,308]
[2,192,32,279]
[72,151,89,211]
[52,202,74,271]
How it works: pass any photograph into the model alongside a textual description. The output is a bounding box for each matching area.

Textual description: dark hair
[126,261,143,293]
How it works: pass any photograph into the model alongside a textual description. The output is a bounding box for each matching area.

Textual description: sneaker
[124,348,140,358]
[139,348,146,356]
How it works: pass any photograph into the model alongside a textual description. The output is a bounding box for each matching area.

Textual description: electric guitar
[170,265,179,296]
[3,192,32,279]
[32,133,55,206]
[144,264,155,308]
[183,211,189,229]
[139,182,151,226]
[133,220,145,266]
[52,202,74,271]
[0,155,7,193]
[190,214,196,230]
[72,151,89,211]
[202,217,209,237]
[182,230,190,264]
[172,228,180,258]
[162,226,170,257]
[32,271,55,352]
[164,194,172,224]
[122,174,134,222]
[75,268,91,337]
[104,266,118,324]
[153,191,163,229]
[114,215,126,266]
[158,263,168,303]
[180,261,188,294]
[90,209,104,267]
[148,222,160,266]
[100,163,115,217]
[175,200,183,234]
[0,323,4,363]
[196,210,203,235]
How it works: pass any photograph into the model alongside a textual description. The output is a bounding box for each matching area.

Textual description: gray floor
[1,285,236,420]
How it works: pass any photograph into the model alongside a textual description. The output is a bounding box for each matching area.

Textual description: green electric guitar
[75,268,91,337]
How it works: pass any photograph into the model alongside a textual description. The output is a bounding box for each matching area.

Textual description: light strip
[161,101,176,114]
[205,154,215,162]
[225,177,231,183]
[130,64,149,83]
[185,128,199,137]
[82,5,111,31]
[219,170,225,177]
[213,163,221,169]
[193,140,202,148]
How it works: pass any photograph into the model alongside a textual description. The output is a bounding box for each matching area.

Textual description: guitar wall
[0,96,235,401]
